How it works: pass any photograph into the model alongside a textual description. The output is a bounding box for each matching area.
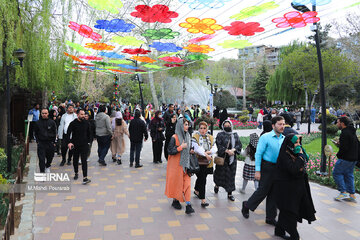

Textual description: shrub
[240,110,249,116]
[318,114,339,136]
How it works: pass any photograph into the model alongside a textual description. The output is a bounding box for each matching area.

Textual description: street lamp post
[127,59,145,117]
[6,49,26,173]
[206,76,219,135]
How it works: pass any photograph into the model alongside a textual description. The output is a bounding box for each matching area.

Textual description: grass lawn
[303,137,338,155]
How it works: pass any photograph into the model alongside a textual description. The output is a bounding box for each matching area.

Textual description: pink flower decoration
[69,21,102,41]
[272,11,320,28]
[188,34,215,43]
[224,21,264,36]
[79,56,103,60]
[122,48,151,55]
[130,5,179,23]
[159,56,184,63]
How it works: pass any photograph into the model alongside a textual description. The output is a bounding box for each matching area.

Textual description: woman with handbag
[192,121,217,207]
[165,118,195,214]
[214,119,242,201]
[150,111,166,163]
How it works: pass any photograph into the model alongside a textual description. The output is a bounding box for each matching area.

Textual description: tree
[250,63,269,105]
[214,90,236,109]
[307,23,332,48]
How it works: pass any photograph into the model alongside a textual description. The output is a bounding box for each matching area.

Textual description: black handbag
[187,153,200,174]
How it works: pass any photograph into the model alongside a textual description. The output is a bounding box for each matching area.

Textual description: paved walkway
[31,124,360,240]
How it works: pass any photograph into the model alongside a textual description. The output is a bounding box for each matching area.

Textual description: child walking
[240,133,259,193]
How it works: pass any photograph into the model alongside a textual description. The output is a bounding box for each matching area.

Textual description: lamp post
[206,76,219,135]
[6,49,26,173]
[127,59,145,117]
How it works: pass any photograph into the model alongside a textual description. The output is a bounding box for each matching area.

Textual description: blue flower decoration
[99,52,125,59]
[94,19,135,33]
[292,0,331,6]
[149,42,183,52]
[179,0,232,10]
[117,64,138,69]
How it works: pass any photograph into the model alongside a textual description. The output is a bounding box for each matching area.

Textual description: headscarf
[112,111,123,131]
[150,110,162,124]
[175,118,191,172]
[249,133,259,149]
[221,119,236,164]
[279,134,309,162]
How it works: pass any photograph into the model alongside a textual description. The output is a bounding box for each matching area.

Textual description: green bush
[238,116,249,123]
[318,114,339,136]
[240,110,249,116]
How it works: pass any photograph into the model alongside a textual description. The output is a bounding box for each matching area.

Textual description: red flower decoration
[189,34,215,43]
[272,11,320,28]
[122,48,151,55]
[159,56,184,63]
[76,63,95,66]
[224,21,264,36]
[79,56,103,60]
[164,64,183,67]
[130,5,179,23]
[135,69,147,72]
[68,21,102,41]
[109,69,133,74]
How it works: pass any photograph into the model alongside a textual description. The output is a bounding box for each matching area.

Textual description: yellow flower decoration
[183,44,215,53]
[179,17,223,34]
[111,36,145,47]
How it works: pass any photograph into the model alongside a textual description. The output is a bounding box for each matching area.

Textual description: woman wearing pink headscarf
[110,111,129,165]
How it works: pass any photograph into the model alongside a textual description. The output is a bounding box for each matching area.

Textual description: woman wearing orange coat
[165,117,195,214]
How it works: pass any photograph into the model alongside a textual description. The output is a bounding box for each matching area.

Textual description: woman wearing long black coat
[214,120,242,201]
[149,111,165,163]
[274,134,316,240]
[164,113,177,160]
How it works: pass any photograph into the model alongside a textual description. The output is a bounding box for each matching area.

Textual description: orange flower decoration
[108,69,132,74]
[130,56,156,63]
[85,43,115,50]
[179,17,223,34]
[64,52,84,63]
[183,44,215,53]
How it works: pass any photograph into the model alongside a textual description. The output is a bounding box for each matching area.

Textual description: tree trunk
[0,92,8,148]
[42,88,48,107]
[148,72,159,110]
[161,80,165,104]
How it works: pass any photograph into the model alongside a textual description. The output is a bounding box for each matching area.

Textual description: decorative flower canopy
[122,48,151,55]
[183,44,215,53]
[179,0,232,10]
[91,61,112,66]
[224,21,265,36]
[117,64,138,69]
[143,64,163,69]
[272,11,320,28]
[149,42,183,52]
[79,56,103,60]
[131,5,179,23]
[66,41,91,55]
[158,52,179,58]
[164,64,184,67]
[135,69,147,72]
[108,60,134,64]
[142,28,180,40]
[68,21,102,42]
[111,36,145,46]
[189,34,215,43]
[94,19,135,32]
[131,56,157,63]
[218,40,252,49]
[76,63,95,67]
[87,0,123,14]
[180,18,223,34]
[292,0,331,6]
[98,52,125,59]
[85,43,115,50]
[109,69,133,74]
[159,57,184,63]
[230,2,279,20]
[186,54,212,60]
[64,52,84,63]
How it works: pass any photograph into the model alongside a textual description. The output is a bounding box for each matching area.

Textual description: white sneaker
[45,168,50,173]
[87,158,90,162]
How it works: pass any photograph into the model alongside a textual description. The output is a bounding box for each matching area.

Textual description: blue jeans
[258,122,263,129]
[332,159,356,194]
[97,135,111,162]
[130,142,143,166]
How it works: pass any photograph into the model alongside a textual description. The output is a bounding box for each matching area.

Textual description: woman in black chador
[274,134,316,240]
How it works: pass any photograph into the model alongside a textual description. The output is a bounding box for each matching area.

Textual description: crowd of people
[28,100,359,240]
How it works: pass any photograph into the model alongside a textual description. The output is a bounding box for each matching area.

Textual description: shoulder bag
[214,139,231,166]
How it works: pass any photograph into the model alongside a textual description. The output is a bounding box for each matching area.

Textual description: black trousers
[73,145,88,178]
[164,137,171,160]
[29,121,36,140]
[130,142,142,166]
[276,210,299,240]
[152,140,163,163]
[37,141,55,173]
[61,133,73,162]
[246,161,277,220]
[195,166,209,199]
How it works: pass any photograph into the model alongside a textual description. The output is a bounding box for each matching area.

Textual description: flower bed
[214,119,259,130]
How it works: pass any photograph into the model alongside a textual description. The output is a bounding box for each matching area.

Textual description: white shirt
[241,149,256,166]
[63,113,75,134]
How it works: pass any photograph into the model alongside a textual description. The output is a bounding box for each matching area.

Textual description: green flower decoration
[142,28,180,40]
[91,61,111,66]
[88,0,123,14]
[230,1,279,20]
[143,64,162,69]
[218,40,252,49]
[108,59,134,64]
[186,54,212,60]
[66,41,91,55]
[158,52,180,58]
[111,36,145,47]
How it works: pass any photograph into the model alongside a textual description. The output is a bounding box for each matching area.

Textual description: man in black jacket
[333,116,358,202]
[67,109,91,185]
[85,112,96,162]
[128,109,148,168]
[163,104,175,126]
[34,108,57,173]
